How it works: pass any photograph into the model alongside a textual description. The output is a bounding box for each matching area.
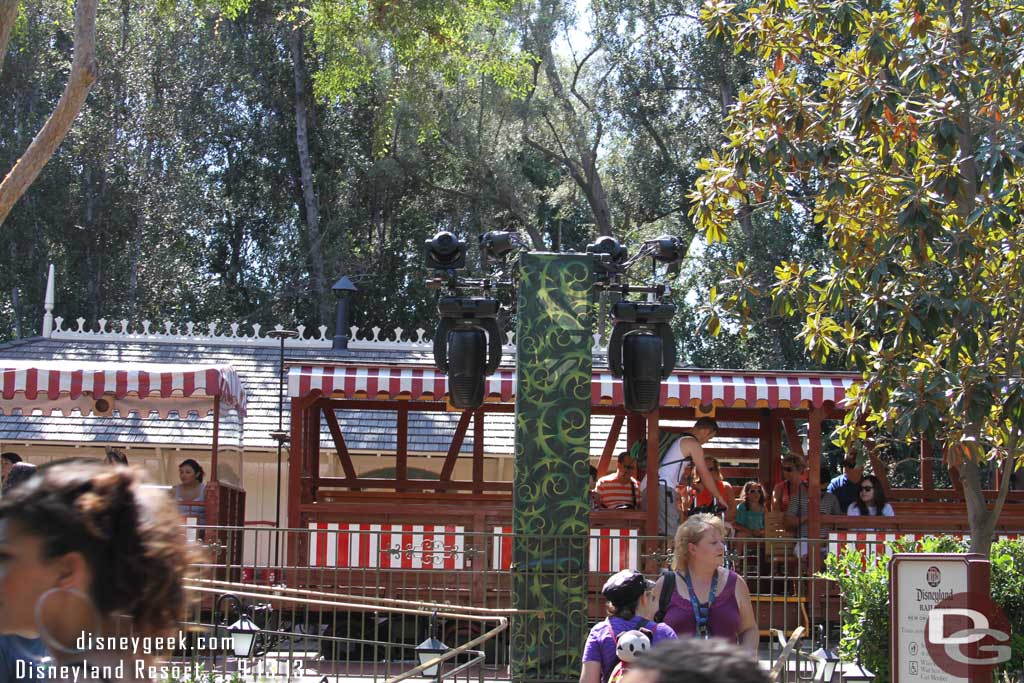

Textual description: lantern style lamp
[415,612,449,681]
[227,613,260,657]
[215,593,261,661]
[809,646,840,682]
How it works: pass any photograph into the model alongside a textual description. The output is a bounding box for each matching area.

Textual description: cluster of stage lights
[424,230,686,413]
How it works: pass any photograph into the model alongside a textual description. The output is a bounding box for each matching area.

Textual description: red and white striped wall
[491,527,640,574]
[828,531,1020,558]
[307,523,465,570]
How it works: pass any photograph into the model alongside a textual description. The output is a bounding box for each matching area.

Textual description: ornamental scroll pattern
[381,540,464,565]
[511,253,592,682]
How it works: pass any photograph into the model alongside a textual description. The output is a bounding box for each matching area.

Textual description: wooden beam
[782,418,804,457]
[438,409,473,483]
[323,408,359,484]
[597,414,625,477]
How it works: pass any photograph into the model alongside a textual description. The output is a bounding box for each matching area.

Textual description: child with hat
[580,569,678,683]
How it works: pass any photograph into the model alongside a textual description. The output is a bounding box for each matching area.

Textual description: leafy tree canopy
[692,0,1024,550]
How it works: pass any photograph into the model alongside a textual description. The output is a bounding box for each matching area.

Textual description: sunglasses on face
[844,462,857,469]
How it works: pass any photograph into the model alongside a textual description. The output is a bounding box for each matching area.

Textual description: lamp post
[267,328,297,567]
[809,646,840,682]
[332,276,358,350]
[415,612,449,682]
[214,593,261,665]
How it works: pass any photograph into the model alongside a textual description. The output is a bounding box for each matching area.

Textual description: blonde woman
[652,514,758,652]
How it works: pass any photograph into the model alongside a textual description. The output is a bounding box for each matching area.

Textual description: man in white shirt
[639,418,725,536]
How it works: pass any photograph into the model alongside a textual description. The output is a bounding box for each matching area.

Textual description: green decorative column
[512,252,593,682]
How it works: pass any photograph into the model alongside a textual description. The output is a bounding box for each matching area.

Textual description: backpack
[608,626,653,683]
[654,568,675,622]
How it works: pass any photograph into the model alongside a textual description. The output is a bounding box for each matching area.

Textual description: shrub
[821,535,1024,683]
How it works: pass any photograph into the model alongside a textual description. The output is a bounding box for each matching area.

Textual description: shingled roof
[0,333,630,456]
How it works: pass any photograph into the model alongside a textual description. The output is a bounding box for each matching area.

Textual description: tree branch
[0,0,98,227]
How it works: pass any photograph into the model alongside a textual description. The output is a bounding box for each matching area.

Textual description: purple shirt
[663,569,742,642]
[582,616,678,683]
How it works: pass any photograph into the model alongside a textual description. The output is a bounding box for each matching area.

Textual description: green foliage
[691,0,1024,548]
[821,536,1024,683]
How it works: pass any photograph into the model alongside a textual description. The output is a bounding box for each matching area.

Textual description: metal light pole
[267,328,298,568]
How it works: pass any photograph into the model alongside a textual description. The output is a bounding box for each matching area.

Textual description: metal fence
[161,523,925,682]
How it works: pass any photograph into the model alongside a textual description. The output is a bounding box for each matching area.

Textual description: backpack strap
[654,568,675,622]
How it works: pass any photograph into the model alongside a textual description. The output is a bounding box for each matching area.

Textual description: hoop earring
[34,587,103,656]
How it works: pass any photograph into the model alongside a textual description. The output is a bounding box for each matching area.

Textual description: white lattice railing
[46,315,610,352]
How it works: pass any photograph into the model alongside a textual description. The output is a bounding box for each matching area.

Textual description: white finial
[42,264,55,337]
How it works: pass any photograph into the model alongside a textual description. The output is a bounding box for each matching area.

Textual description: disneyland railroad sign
[890,553,1011,683]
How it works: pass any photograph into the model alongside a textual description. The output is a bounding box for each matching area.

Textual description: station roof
[0,321,856,457]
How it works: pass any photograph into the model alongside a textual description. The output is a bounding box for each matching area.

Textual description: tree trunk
[0,0,98,227]
[0,0,19,75]
[288,25,329,324]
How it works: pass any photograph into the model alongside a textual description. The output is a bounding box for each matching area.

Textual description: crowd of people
[588,421,898,544]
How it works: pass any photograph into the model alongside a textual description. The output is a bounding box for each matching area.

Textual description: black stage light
[587,236,628,277]
[425,231,467,271]
[607,301,677,414]
[433,296,503,409]
[479,231,521,262]
[652,235,685,263]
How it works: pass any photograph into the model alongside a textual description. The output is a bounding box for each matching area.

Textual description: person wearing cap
[580,569,677,683]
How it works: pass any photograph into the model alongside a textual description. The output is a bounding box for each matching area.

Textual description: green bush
[821,535,1024,683]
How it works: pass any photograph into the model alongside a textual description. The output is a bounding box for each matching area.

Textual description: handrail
[384,617,508,683]
[184,577,514,683]
[188,577,531,617]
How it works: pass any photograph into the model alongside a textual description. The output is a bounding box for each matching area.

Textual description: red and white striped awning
[0,360,246,418]
[287,364,856,409]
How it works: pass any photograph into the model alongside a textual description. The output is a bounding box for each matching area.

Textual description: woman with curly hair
[0,460,200,681]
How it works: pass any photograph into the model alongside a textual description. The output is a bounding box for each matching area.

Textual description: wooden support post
[769,417,783,509]
[645,411,660,538]
[807,407,823,572]
[598,414,625,476]
[473,408,485,494]
[287,397,306,529]
[758,410,773,488]
[921,439,934,492]
[308,402,321,498]
[211,395,221,482]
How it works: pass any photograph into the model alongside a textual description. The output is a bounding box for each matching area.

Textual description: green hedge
[821,536,1024,683]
